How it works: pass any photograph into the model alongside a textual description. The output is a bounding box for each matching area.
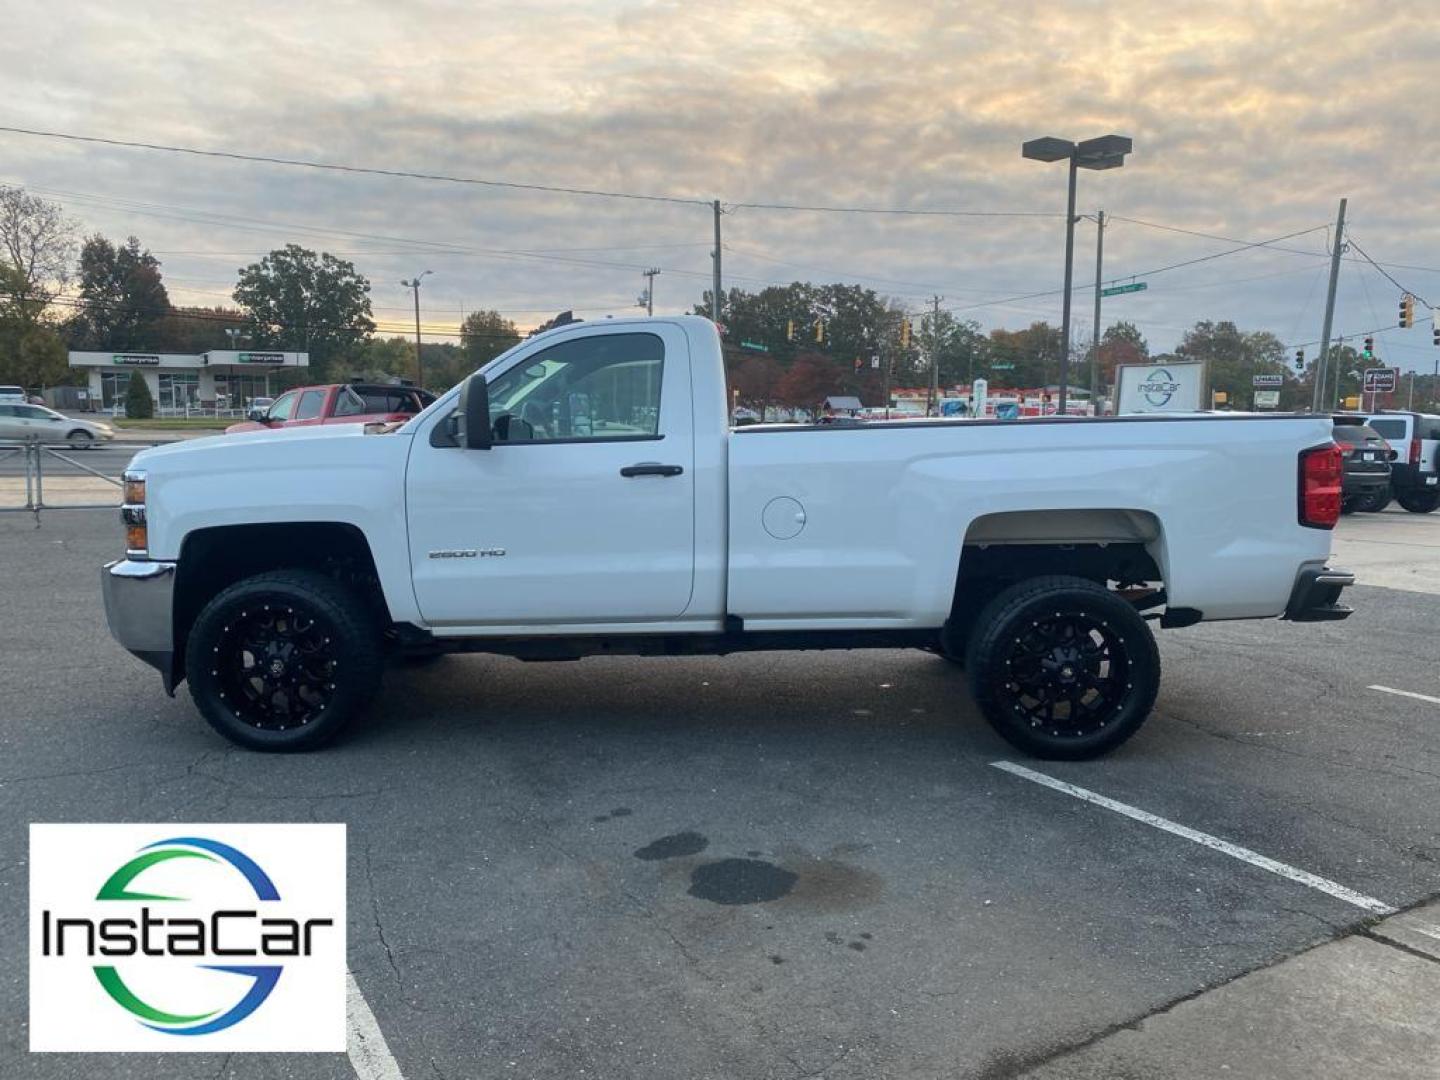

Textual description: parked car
[104,315,1353,762]
[0,403,115,446]
[247,396,275,414]
[0,385,27,404]
[1331,418,1393,514]
[224,383,435,434]
[1364,411,1440,513]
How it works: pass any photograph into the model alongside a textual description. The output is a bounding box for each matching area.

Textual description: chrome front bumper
[101,559,178,690]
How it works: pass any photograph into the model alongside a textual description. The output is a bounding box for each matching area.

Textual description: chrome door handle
[620,462,684,477]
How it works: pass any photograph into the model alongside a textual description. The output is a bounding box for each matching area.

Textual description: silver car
[0,404,116,447]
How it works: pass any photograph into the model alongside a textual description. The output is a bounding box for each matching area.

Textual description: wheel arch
[941,508,1168,657]
[172,522,390,684]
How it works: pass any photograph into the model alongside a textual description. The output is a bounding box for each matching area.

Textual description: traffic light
[899,318,911,348]
[1363,336,1374,359]
[786,319,795,342]
[1294,348,1304,371]
[1400,294,1415,329]
[814,320,825,344]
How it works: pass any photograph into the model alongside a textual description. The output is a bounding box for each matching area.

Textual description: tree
[922,309,990,387]
[0,324,68,390]
[0,185,74,323]
[124,369,155,419]
[67,235,170,350]
[773,352,847,410]
[1176,320,1288,407]
[987,322,1063,387]
[232,245,374,378]
[460,310,521,372]
[0,187,75,386]
[725,351,783,413]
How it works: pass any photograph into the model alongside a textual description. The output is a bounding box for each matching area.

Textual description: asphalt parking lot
[2,507,1438,1079]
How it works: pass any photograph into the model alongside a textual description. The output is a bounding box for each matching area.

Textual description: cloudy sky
[3,0,1438,367]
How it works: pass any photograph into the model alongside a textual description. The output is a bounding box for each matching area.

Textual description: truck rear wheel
[965,576,1159,760]
[185,569,383,751]
[1397,489,1440,514]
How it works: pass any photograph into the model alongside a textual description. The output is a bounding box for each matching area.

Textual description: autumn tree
[1175,320,1287,407]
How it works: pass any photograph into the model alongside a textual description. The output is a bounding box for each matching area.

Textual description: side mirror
[457,373,492,450]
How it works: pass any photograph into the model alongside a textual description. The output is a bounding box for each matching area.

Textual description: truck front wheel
[965,576,1160,760]
[185,569,383,751]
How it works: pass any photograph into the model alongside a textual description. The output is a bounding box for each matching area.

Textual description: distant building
[67,350,309,414]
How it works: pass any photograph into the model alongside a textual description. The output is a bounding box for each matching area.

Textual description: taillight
[1299,443,1343,529]
[1410,437,1422,466]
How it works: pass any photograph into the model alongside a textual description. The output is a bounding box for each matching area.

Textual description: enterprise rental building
[67,350,309,414]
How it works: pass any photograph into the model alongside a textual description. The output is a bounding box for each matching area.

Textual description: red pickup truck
[225,383,436,435]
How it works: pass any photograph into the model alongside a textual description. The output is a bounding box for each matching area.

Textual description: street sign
[1253,390,1280,408]
[1100,282,1148,297]
[1252,373,1284,388]
[739,341,769,353]
[1363,367,1399,393]
[990,362,1015,370]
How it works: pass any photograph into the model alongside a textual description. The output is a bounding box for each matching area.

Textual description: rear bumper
[1284,565,1355,622]
[101,559,178,690]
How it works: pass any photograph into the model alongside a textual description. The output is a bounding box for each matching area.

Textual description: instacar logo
[30,824,346,1053]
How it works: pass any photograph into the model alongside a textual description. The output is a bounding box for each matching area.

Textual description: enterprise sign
[238,352,286,364]
[112,355,160,366]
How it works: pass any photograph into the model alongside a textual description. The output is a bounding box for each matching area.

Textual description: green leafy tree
[1176,320,1288,407]
[987,322,1063,387]
[67,235,170,350]
[921,309,990,387]
[123,369,155,419]
[232,245,374,378]
[0,324,68,389]
[460,310,521,372]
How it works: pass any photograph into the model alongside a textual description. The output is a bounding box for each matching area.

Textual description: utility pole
[642,267,660,316]
[1090,210,1106,412]
[711,200,723,323]
[1311,198,1347,412]
[928,295,943,415]
[401,271,433,387]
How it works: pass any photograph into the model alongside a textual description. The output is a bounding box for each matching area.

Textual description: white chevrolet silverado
[103,315,1354,759]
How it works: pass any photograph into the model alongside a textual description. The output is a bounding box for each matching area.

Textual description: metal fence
[0,437,159,518]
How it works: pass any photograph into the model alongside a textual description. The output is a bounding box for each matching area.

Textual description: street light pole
[1022,135,1131,418]
[1058,154,1079,415]
[401,271,433,387]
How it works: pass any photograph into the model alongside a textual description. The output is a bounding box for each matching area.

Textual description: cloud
[0,0,1436,362]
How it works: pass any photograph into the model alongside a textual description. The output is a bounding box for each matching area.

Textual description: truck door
[406,325,695,626]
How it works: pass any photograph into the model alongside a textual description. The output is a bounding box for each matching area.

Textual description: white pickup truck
[103,315,1354,759]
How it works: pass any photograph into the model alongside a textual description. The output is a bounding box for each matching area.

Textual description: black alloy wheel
[966,576,1160,760]
[186,569,383,751]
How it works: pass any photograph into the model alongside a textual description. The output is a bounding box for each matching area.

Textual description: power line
[0,126,712,207]
[0,126,1059,218]
[1345,234,1431,309]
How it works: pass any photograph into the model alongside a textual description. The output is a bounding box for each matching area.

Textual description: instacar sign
[1114,361,1206,414]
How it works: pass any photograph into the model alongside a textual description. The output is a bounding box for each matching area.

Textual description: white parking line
[347,972,405,1080]
[991,761,1396,916]
[1368,684,1440,706]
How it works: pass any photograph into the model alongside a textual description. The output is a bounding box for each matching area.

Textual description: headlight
[122,470,147,557]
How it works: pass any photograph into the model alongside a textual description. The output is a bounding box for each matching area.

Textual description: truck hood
[131,421,403,468]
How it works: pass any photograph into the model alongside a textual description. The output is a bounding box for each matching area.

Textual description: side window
[332,388,366,417]
[484,333,664,443]
[268,392,298,421]
[295,390,327,420]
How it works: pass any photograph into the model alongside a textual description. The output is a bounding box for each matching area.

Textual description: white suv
[1365,411,1440,513]
[0,385,26,404]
